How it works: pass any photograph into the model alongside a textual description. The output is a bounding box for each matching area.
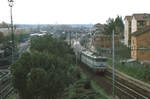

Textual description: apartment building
[124,16,132,47]
[94,34,119,50]
[131,26,150,61]
[124,13,150,47]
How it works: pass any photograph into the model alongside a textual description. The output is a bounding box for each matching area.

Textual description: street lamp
[8,0,14,7]
[8,0,14,62]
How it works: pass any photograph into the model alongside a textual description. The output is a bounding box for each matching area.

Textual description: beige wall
[131,17,137,33]
[131,30,150,61]
[124,19,129,46]
[131,36,137,59]
[94,34,119,49]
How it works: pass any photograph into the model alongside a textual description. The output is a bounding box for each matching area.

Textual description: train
[77,50,107,73]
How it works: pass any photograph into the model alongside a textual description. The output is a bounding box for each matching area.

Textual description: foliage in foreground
[11,35,109,99]
[63,68,109,99]
[63,79,103,99]
[11,35,77,99]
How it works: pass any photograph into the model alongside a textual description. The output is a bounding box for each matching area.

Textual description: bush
[64,79,100,99]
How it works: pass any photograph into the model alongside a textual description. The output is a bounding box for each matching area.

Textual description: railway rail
[0,69,13,99]
[0,84,13,99]
[0,65,9,69]
[106,67,150,99]
[79,62,150,99]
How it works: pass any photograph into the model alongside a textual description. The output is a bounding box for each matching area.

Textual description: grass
[108,61,150,84]
[91,81,109,99]
[80,68,109,99]
[6,93,19,99]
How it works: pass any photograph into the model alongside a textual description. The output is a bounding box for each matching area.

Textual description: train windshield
[95,58,107,62]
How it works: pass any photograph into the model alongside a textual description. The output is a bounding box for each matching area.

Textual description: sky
[0,0,150,24]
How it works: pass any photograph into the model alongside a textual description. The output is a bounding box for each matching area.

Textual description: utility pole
[76,32,77,66]
[112,30,115,97]
[70,32,71,46]
[8,0,14,62]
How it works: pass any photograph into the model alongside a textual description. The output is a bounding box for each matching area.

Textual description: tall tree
[103,16,124,35]
[115,16,124,37]
[27,68,48,99]
[103,18,115,35]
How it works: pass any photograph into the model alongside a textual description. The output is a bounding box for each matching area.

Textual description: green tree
[115,16,124,37]
[103,16,124,35]
[103,18,115,35]
[11,35,77,99]
[30,35,74,57]
[27,68,48,99]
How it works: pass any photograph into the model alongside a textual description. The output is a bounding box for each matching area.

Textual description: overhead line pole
[112,29,115,97]
[70,32,71,46]
[76,32,77,66]
[8,0,14,62]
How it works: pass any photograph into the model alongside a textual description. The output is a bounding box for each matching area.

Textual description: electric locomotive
[79,50,107,73]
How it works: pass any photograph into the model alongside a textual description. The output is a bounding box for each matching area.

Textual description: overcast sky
[0,0,150,24]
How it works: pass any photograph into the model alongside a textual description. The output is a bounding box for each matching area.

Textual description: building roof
[124,16,132,21]
[132,13,150,20]
[132,25,150,36]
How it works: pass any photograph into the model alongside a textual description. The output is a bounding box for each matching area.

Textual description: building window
[137,20,146,26]
[129,22,131,26]
[96,38,99,40]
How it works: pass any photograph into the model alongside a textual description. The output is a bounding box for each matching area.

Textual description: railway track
[0,65,9,69]
[0,84,13,99]
[79,62,150,99]
[106,67,150,99]
[0,69,13,99]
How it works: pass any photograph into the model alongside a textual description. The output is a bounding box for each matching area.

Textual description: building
[93,23,104,34]
[124,13,150,47]
[124,16,132,47]
[131,26,150,61]
[94,34,119,52]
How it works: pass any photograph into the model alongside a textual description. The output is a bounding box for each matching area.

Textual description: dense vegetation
[64,79,101,99]
[108,61,150,84]
[11,35,76,99]
[11,35,108,99]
